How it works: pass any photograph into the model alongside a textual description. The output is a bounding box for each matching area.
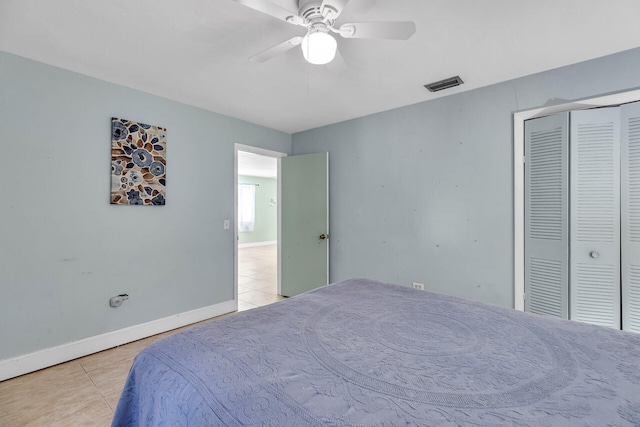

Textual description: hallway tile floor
[237,244,284,310]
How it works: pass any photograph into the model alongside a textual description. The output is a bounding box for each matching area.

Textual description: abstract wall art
[111,117,166,205]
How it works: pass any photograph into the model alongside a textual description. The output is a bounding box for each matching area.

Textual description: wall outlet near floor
[412,282,425,290]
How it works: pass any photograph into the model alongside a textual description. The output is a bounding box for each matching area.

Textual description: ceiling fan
[234,0,416,65]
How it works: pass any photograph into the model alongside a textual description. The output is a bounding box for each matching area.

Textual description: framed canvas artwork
[111,117,166,205]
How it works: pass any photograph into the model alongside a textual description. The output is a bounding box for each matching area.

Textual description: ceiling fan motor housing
[297,0,336,38]
[298,0,323,19]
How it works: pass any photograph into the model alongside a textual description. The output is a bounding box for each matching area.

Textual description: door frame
[234,144,287,307]
[513,88,640,311]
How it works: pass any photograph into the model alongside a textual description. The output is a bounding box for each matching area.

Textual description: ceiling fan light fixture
[301,30,337,65]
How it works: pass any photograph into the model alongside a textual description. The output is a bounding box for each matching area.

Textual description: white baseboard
[238,240,277,249]
[0,299,238,382]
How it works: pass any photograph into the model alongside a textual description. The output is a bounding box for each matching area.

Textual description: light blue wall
[238,176,278,245]
[292,47,640,308]
[4,46,640,361]
[0,51,291,360]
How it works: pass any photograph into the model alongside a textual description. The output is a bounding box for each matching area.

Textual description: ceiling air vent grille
[424,76,464,92]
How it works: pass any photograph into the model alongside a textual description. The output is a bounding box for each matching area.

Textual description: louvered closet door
[524,113,569,318]
[569,109,621,329]
[621,102,640,333]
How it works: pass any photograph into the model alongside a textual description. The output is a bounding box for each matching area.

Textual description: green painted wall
[238,175,278,245]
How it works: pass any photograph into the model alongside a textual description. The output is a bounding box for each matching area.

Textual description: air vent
[424,76,464,92]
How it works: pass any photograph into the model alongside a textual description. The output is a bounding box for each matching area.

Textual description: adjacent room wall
[292,47,640,308]
[0,51,291,362]
[238,176,278,246]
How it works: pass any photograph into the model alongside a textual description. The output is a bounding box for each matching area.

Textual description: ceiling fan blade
[338,21,416,39]
[235,0,304,26]
[249,36,303,63]
[320,0,351,20]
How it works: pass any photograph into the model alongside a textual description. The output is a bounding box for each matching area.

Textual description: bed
[112,278,640,426]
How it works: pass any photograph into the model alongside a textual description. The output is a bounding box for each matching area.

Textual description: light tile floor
[0,245,281,426]
[237,244,284,311]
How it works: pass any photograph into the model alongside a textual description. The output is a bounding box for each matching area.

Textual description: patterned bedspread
[112,278,640,426]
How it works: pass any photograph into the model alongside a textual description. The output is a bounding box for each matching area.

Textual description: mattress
[112,278,640,426]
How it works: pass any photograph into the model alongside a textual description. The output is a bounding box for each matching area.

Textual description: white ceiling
[2,1,640,134]
[238,150,278,178]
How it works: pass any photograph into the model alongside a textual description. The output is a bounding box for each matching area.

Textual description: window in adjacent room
[238,183,256,232]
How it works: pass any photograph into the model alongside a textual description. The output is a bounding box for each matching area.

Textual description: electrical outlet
[412,282,425,290]
[224,219,230,229]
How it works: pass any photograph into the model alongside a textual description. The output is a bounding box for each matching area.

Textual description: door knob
[590,251,600,259]
[319,233,328,240]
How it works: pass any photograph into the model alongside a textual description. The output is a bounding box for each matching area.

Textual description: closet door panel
[621,102,640,333]
[524,113,569,318]
[569,109,620,329]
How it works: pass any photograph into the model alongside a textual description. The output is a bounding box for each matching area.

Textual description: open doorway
[235,145,287,311]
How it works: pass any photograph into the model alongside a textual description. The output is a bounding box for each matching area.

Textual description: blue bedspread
[112,278,640,426]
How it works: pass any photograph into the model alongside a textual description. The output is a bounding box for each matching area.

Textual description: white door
[524,107,630,330]
[569,109,621,329]
[621,102,640,333]
[524,113,570,318]
[279,152,329,297]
